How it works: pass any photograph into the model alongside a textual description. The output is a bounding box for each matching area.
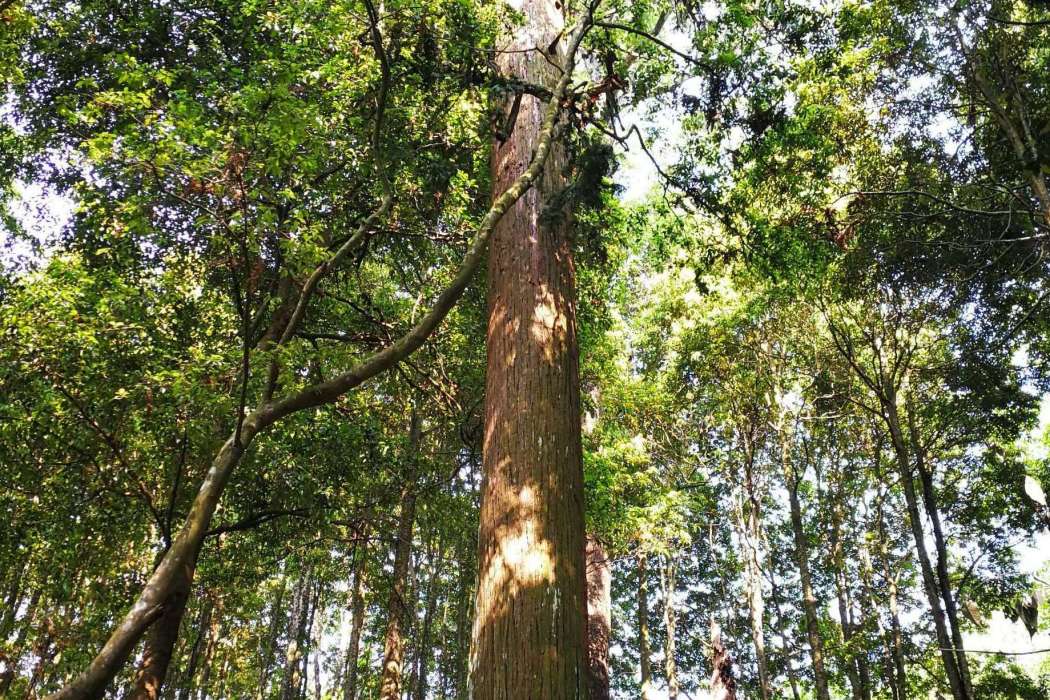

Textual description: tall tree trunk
[660,555,679,700]
[779,428,831,700]
[739,449,771,700]
[470,2,588,696]
[0,588,41,696]
[380,409,421,700]
[877,522,908,700]
[768,552,801,700]
[127,540,204,700]
[453,546,472,700]
[708,620,736,700]
[280,569,312,700]
[174,597,212,700]
[637,553,655,700]
[301,582,320,700]
[412,539,444,700]
[585,536,611,700]
[882,394,965,700]
[828,478,863,700]
[907,403,972,698]
[342,540,368,700]
[0,560,26,640]
[193,604,222,700]
[255,577,288,700]
[27,617,56,699]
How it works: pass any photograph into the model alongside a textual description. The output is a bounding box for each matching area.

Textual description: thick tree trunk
[882,395,966,700]
[637,553,655,700]
[469,2,588,696]
[585,536,611,700]
[779,428,831,700]
[341,540,368,700]
[380,409,421,700]
[127,541,203,700]
[708,620,736,700]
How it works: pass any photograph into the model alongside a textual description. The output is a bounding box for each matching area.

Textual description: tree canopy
[1,0,1050,699]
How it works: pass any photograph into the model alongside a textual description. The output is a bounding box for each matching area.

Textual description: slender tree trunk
[779,428,831,700]
[637,553,655,700]
[380,409,421,700]
[907,403,972,698]
[453,547,472,700]
[768,552,801,700]
[341,540,368,700]
[660,555,679,700]
[127,540,204,700]
[828,482,863,700]
[27,618,56,699]
[882,395,965,700]
[193,605,222,700]
[0,561,26,640]
[412,539,444,700]
[708,619,736,700]
[585,536,611,700]
[303,582,320,700]
[878,533,908,700]
[175,598,212,700]
[255,577,287,700]
[0,588,41,696]
[280,569,312,700]
[739,451,771,700]
[470,2,588,696]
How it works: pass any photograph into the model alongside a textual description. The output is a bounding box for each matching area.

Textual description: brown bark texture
[469,1,589,695]
[585,536,611,700]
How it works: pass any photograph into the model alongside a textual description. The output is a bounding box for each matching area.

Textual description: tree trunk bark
[779,428,831,700]
[878,528,908,700]
[380,409,421,700]
[907,402,972,698]
[280,569,312,700]
[637,553,655,700]
[469,2,588,697]
[708,619,736,700]
[0,587,40,696]
[193,602,222,700]
[412,539,443,700]
[770,572,802,700]
[255,577,288,700]
[882,395,965,700]
[828,478,863,700]
[740,450,771,700]
[660,556,679,700]
[585,536,611,700]
[174,597,211,700]
[127,540,204,700]
[342,540,368,700]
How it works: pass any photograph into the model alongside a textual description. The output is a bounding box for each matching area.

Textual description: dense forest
[2,0,1050,698]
